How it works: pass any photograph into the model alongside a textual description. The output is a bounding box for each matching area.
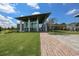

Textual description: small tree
[47,18,56,31]
[76,22,79,26]
[61,23,66,25]
[11,26,15,30]
[0,26,2,31]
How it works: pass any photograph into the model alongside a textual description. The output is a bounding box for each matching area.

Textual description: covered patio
[16,13,50,32]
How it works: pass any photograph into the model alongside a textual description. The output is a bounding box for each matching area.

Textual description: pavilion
[16,13,50,32]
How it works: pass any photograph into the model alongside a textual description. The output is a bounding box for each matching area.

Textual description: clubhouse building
[16,13,50,32]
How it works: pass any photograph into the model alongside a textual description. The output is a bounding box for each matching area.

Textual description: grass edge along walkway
[49,30,79,35]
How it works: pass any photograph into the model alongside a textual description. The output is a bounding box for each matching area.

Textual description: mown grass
[0,32,40,56]
[49,30,79,35]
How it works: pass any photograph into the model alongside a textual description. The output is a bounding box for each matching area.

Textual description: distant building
[66,22,79,31]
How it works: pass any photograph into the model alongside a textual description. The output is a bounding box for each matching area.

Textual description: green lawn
[49,30,79,35]
[0,32,40,56]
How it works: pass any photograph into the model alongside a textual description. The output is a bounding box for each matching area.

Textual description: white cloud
[0,14,16,28]
[20,15,24,17]
[62,3,67,6]
[10,3,18,7]
[0,3,16,13]
[17,20,20,24]
[7,16,14,20]
[26,3,40,9]
[66,9,79,15]
[32,12,40,15]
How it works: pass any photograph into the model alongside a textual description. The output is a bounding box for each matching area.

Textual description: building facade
[16,13,50,32]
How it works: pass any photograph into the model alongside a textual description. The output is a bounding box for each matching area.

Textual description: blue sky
[0,3,79,28]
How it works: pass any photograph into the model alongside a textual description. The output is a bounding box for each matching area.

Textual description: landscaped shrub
[5,30,13,33]
[1,30,14,34]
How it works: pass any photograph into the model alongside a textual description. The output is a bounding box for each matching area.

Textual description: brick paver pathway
[40,33,79,56]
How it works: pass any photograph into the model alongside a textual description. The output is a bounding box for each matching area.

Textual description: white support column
[20,20,22,32]
[45,16,47,32]
[37,17,39,32]
[24,22,26,32]
[45,22,47,32]
[28,18,30,32]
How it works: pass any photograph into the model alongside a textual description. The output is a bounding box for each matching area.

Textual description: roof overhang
[16,12,51,23]
[75,14,79,17]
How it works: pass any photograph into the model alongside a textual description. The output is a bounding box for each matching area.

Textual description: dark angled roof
[75,14,79,17]
[16,12,51,23]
